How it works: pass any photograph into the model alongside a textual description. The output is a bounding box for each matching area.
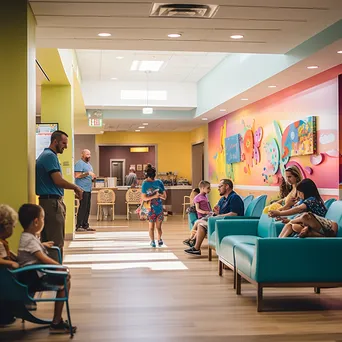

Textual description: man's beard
[85,157,90,162]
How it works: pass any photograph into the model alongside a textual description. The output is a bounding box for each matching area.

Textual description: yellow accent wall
[190,124,208,144]
[0,2,36,251]
[96,132,192,181]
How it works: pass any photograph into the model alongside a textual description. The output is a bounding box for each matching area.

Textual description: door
[111,161,124,186]
[192,142,204,188]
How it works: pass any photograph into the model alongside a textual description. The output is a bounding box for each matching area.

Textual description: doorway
[110,159,126,186]
[192,142,204,188]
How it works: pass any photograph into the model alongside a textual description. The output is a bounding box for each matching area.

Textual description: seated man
[184,179,244,255]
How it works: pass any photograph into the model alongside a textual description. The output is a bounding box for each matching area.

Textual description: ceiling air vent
[150,3,219,18]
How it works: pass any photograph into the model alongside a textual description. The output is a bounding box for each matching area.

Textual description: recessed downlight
[143,123,148,125]
[337,50,342,54]
[220,109,226,112]
[138,126,145,129]
[307,65,319,69]
[116,56,124,59]
[98,32,111,37]
[168,33,182,38]
[135,130,141,132]
[202,118,208,121]
[110,77,118,80]
[241,98,249,101]
[268,85,277,88]
[230,35,244,39]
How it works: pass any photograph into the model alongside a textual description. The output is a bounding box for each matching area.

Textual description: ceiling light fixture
[135,130,141,132]
[268,85,277,88]
[220,109,226,112]
[168,33,182,38]
[241,98,249,101]
[307,65,319,69]
[116,56,124,59]
[138,126,145,129]
[143,123,148,125]
[230,35,244,39]
[202,118,208,121]
[98,32,111,37]
[337,50,342,54]
[110,77,118,80]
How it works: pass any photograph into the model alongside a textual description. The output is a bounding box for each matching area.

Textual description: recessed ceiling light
[110,77,118,80]
[202,118,208,121]
[98,32,111,37]
[138,126,145,129]
[135,130,141,132]
[307,65,319,69]
[142,107,153,114]
[230,35,244,39]
[268,85,277,88]
[131,60,164,72]
[337,50,342,54]
[168,33,182,38]
[143,123,148,125]
[220,109,226,112]
[116,56,124,59]
[241,98,249,101]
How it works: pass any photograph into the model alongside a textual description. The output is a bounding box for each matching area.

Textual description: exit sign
[88,118,102,127]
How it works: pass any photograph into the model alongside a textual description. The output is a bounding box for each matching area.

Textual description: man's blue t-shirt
[36,148,63,196]
[218,191,244,216]
[74,159,93,192]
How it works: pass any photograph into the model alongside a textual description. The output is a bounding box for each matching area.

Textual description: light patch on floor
[74,231,149,240]
[66,261,188,271]
[69,240,166,248]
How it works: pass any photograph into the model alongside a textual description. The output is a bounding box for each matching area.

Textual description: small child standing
[17,204,76,334]
[183,181,211,247]
[0,204,19,269]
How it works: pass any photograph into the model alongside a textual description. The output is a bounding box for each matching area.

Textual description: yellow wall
[0,3,36,251]
[96,132,192,181]
[190,124,208,144]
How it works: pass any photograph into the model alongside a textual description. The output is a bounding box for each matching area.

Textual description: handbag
[135,201,150,221]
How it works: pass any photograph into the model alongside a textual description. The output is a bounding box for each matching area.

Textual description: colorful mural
[208,77,340,192]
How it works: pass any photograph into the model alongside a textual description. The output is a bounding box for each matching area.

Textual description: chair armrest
[48,246,62,263]
[253,238,342,283]
[216,219,259,245]
[10,264,68,275]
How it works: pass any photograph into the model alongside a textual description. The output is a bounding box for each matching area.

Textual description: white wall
[81,81,197,108]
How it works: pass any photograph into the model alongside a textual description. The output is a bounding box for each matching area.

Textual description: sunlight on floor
[66,261,188,271]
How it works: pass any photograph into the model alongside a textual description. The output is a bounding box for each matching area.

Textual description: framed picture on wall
[130,164,135,170]
[137,164,142,171]
[143,164,148,171]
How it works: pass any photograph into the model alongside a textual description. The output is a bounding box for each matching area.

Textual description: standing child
[141,165,167,248]
[17,204,76,334]
[183,181,212,247]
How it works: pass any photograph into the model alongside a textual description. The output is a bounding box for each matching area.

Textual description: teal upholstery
[188,211,198,230]
[324,198,336,210]
[244,195,267,218]
[242,195,254,214]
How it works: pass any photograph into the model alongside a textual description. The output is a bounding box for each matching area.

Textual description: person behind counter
[74,149,96,232]
[141,165,167,248]
[125,167,138,187]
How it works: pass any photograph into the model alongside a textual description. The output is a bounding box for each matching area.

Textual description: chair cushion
[234,243,256,278]
[219,235,259,265]
[208,232,216,248]
[256,214,274,238]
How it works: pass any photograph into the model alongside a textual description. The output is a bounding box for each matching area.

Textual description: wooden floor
[2,216,342,341]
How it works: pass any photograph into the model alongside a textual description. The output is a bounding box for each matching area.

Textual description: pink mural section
[209,66,342,194]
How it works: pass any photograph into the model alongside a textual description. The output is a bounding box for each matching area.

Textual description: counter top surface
[92,185,192,191]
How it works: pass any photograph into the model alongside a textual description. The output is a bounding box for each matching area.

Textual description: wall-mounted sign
[36,123,58,159]
[225,134,241,164]
[88,111,103,127]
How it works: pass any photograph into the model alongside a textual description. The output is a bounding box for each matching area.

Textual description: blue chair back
[242,195,254,214]
[245,195,267,218]
[324,198,336,210]
[256,214,274,238]
[325,201,342,237]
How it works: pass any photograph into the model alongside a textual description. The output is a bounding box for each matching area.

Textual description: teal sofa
[207,195,266,261]
[218,200,342,311]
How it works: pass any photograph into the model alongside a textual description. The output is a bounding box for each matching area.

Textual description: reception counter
[90,185,192,218]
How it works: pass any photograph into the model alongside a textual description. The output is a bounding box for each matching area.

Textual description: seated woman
[264,166,302,214]
[269,178,337,238]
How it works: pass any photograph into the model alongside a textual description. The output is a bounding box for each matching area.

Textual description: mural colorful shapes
[243,129,254,173]
[281,116,317,159]
[225,163,234,181]
[262,137,280,183]
[253,127,263,165]
[310,153,324,166]
[225,134,241,164]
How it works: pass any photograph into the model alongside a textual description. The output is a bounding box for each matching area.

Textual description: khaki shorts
[39,198,66,250]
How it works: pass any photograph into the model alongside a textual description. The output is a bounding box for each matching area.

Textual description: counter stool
[182,195,191,219]
[97,189,115,221]
[125,188,142,220]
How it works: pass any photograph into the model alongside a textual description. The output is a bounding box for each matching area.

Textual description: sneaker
[76,227,87,232]
[50,320,77,334]
[184,247,201,255]
[183,238,191,246]
[158,239,163,247]
[86,227,96,232]
[189,239,196,247]
[150,241,156,248]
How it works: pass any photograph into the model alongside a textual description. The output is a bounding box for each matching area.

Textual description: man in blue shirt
[36,130,83,261]
[185,179,244,256]
[74,149,96,232]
